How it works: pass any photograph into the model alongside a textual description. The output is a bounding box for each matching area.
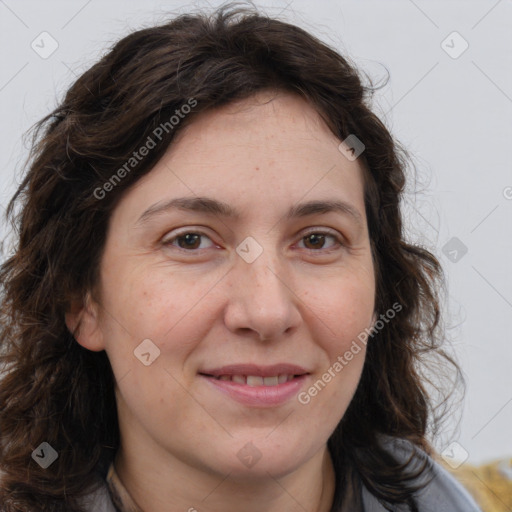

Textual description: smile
[208,374,297,386]
[199,374,309,407]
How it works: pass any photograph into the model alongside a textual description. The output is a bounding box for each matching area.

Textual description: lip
[200,374,309,407]
[199,363,309,378]
[198,363,310,407]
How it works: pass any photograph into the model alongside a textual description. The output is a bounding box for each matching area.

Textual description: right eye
[161,230,217,252]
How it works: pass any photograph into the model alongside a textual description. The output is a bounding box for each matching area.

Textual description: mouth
[198,364,310,406]
[201,374,300,386]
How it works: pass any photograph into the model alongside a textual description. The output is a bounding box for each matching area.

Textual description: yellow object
[438,456,512,512]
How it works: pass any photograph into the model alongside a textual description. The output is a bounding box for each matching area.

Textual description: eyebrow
[136,196,363,227]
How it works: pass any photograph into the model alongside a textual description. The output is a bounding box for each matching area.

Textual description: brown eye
[298,231,342,251]
[162,231,215,251]
[303,233,326,250]
[177,233,202,249]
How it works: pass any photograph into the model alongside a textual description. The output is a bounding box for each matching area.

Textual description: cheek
[101,266,204,337]
[304,271,375,346]
[298,270,374,408]
[99,267,222,383]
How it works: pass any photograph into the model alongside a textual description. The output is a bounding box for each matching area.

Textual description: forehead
[173,90,341,158]
[116,90,368,225]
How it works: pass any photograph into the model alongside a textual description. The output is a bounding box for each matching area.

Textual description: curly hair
[0,3,462,511]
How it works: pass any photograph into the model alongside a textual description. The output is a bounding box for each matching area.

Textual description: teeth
[214,374,297,386]
[246,376,264,387]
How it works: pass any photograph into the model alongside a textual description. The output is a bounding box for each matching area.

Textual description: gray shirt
[78,438,483,512]
[360,437,483,511]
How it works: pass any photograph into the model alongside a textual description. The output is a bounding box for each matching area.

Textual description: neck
[114,439,336,512]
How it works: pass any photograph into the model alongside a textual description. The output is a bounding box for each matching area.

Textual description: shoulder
[360,436,483,512]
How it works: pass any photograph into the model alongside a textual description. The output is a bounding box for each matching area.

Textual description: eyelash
[161,228,344,254]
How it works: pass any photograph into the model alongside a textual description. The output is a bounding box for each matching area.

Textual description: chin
[216,435,319,481]
[226,457,303,482]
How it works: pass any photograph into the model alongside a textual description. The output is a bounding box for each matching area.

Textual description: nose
[223,248,302,342]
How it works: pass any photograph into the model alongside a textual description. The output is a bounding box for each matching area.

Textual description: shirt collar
[106,461,144,512]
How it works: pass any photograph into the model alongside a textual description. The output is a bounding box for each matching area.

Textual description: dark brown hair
[0,3,462,511]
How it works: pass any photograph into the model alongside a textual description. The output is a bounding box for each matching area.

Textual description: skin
[67,90,376,512]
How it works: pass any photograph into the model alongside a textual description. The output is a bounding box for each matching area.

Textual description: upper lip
[199,363,310,377]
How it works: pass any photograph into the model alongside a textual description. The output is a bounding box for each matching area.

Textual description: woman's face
[75,91,376,480]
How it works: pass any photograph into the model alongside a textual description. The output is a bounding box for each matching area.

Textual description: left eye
[297,231,341,251]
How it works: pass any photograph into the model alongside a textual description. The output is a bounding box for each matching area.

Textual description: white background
[0,0,511,465]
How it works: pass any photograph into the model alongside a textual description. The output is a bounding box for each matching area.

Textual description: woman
[0,4,482,511]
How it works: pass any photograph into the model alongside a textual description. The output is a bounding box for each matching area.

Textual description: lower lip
[200,375,308,407]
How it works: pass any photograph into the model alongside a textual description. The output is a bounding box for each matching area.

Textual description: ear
[65,292,105,352]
